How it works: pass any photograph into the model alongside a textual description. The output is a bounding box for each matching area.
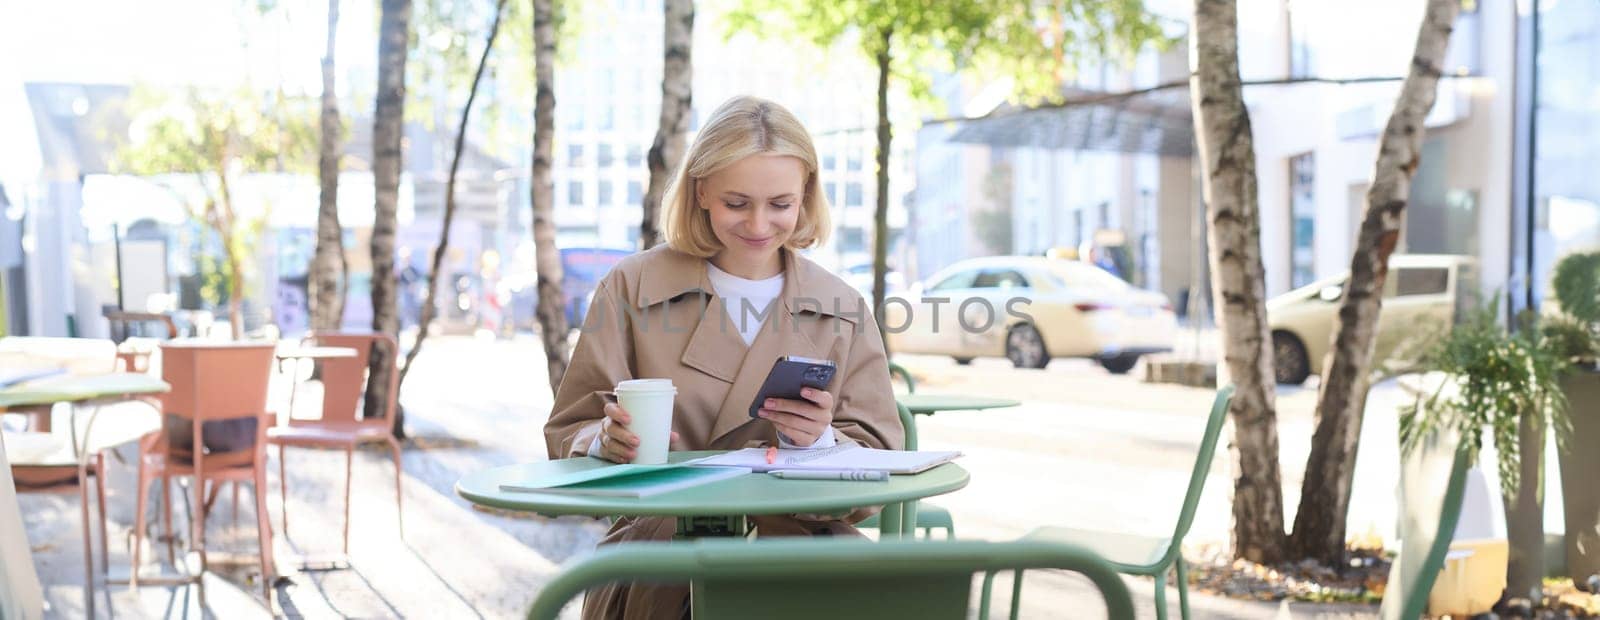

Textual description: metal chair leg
[1010,569,1023,620]
[1154,567,1169,620]
[278,444,289,537]
[389,436,404,539]
[978,570,997,618]
[343,446,353,555]
[1176,556,1191,620]
[162,476,176,566]
[95,455,109,575]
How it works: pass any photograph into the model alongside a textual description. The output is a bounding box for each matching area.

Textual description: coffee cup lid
[615,378,676,392]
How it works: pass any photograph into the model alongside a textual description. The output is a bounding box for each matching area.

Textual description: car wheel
[1005,323,1050,369]
[952,357,974,366]
[1273,331,1311,385]
[1099,353,1140,375]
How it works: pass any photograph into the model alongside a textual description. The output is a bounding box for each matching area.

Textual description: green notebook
[499,461,751,498]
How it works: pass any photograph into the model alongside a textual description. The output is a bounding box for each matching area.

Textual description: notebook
[499,459,750,498]
[0,367,65,389]
[692,443,961,474]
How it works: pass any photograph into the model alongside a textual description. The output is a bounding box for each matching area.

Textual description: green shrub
[1400,300,1570,498]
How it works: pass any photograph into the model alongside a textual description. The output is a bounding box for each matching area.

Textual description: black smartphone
[748,355,837,418]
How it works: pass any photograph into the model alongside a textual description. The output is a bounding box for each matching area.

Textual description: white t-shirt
[705,261,783,345]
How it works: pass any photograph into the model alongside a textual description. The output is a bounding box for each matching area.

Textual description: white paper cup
[614,379,676,464]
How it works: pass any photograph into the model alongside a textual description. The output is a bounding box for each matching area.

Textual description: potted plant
[1547,251,1600,588]
[1400,298,1571,602]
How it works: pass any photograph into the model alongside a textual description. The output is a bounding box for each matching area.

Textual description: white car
[884,256,1178,373]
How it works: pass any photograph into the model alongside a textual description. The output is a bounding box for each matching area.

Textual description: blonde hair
[661,96,831,257]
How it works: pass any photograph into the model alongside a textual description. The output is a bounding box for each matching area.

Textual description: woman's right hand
[595,403,683,463]
[596,403,641,463]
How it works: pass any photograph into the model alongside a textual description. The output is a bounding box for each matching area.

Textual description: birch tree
[309,0,347,332]
[1191,0,1286,563]
[1290,0,1460,564]
[639,0,694,250]
[531,0,570,394]
[366,0,412,426]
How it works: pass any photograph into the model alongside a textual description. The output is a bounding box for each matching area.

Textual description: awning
[946,87,1196,157]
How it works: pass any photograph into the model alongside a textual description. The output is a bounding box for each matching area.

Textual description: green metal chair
[1002,385,1234,620]
[1378,432,1472,619]
[888,361,916,394]
[856,400,956,538]
[525,538,1135,620]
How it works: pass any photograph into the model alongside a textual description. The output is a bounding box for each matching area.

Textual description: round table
[456,451,969,538]
[896,393,1021,416]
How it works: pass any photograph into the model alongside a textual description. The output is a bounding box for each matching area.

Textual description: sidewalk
[18,335,1382,618]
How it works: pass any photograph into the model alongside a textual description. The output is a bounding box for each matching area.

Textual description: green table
[889,393,1018,537]
[0,371,169,617]
[455,451,969,538]
[895,393,1021,416]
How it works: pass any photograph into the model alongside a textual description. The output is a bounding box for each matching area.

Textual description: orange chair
[268,332,404,555]
[131,341,277,605]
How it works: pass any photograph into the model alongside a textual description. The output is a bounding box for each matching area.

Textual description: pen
[768,470,888,482]
[765,445,777,465]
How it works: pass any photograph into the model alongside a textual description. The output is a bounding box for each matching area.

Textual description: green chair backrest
[896,400,917,451]
[526,539,1134,620]
[1379,431,1472,620]
[888,361,915,393]
[1160,385,1235,567]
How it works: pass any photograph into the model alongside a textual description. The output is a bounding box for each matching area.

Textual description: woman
[544,95,902,619]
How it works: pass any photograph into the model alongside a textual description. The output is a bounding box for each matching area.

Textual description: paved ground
[17,334,1399,618]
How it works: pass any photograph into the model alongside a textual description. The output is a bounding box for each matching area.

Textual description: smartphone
[748,355,837,418]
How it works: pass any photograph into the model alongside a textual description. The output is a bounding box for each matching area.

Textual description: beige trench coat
[543,245,903,620]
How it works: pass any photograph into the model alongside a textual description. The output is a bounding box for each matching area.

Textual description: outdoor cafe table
[0,372,170,617]
[891,393,1018,534]
[455,451,969,539]
[896,394,1021,417]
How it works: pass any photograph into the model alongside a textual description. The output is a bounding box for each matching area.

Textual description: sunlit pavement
[19,334,1452,618]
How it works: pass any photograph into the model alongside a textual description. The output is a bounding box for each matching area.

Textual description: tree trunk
[215,171,245,340]
[639,0,693,250]
[367,0,410,432]
[399,0,507,391]
[1191,0,1286,564]
[870,27,892,351]
[1505,408,1547,600]
[1289,0,1458,564]
[531,0,570,395]
[310,0,347,333]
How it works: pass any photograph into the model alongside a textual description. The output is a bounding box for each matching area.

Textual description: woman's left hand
[757,387,834,447]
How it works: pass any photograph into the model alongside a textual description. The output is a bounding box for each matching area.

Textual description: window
[568,181,584,205]
[972,269,1029,290]
[823,153,837,171]
[568,144,585,167]
[1289,152,1316,288]
[598,144,614,167]
[847,153,862,171]
[598,181,614,205]
[929,270,978,292]
[626,145,643,168]
[1287,2,1315,79]
[600,106,614,131]
[627,181,642,205]
[845,183,863,206]
[824,182,837,205]
[1395,267,1449,297]
[841,227,864,252]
